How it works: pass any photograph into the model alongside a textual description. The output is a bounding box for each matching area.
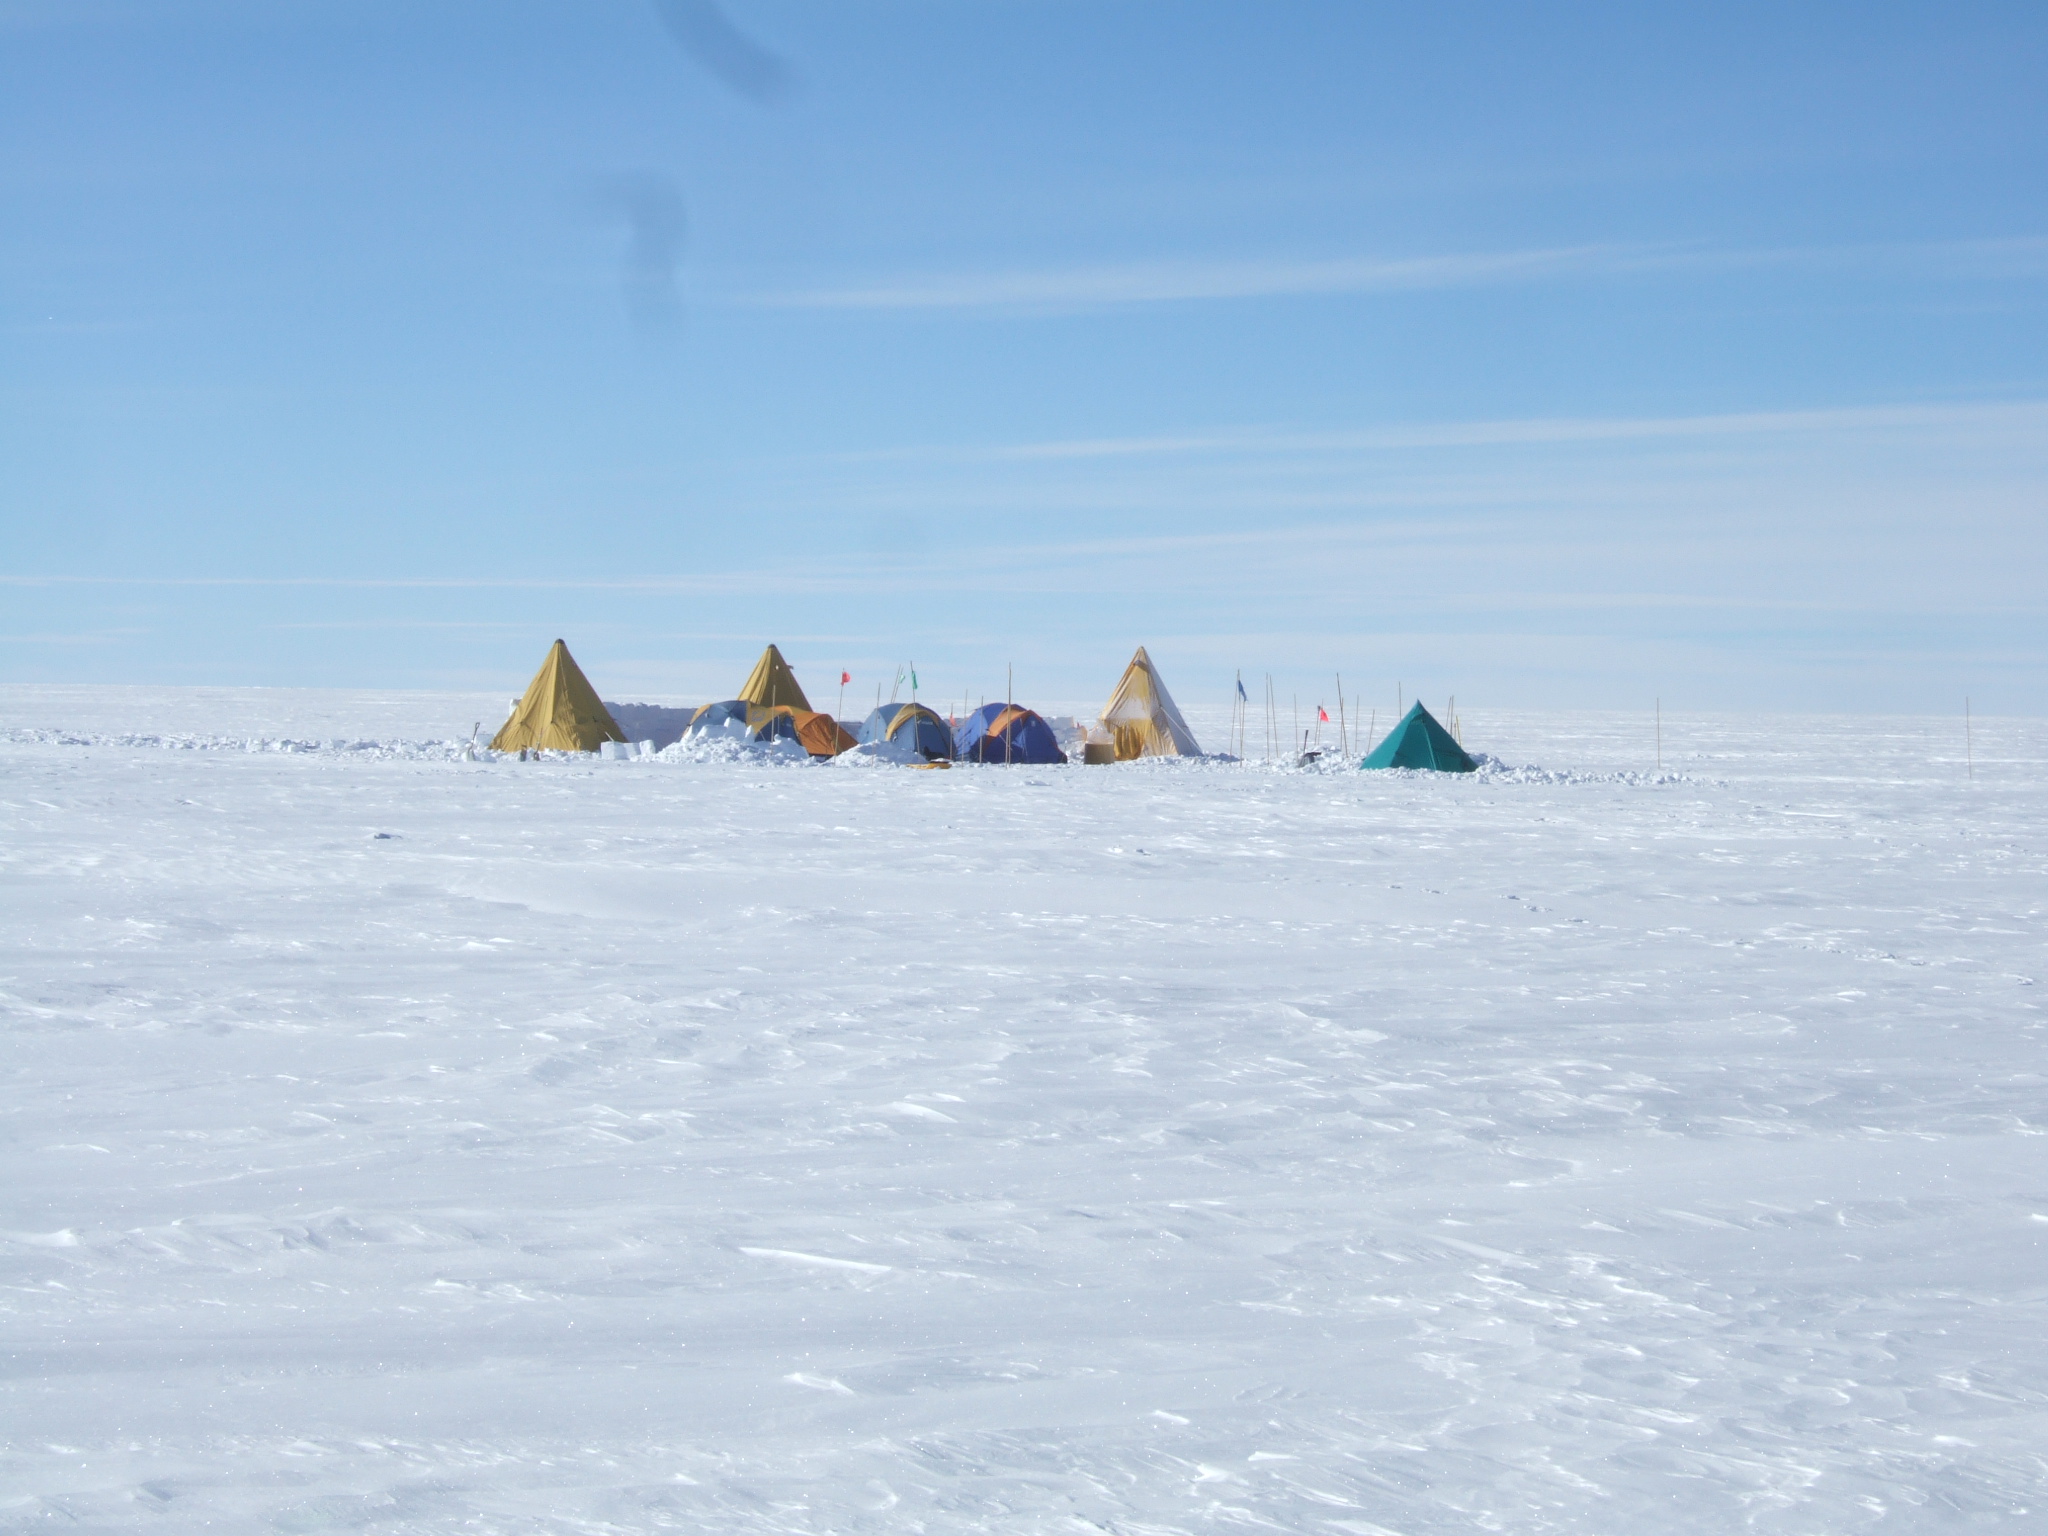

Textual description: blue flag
[1235,677,1248,701]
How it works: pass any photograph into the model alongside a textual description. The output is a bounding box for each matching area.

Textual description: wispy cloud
[0,627,147,644]
[754,245,1629,311]
[0,572,867,596]
[743,236,2048,314]
[852,398,2048,464]
[7,399,2040,617]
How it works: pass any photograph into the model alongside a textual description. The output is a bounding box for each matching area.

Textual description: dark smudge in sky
[594,172,689,334]
[650,0,794,104]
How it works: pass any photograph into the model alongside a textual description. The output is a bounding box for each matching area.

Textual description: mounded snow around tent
[1361,701,1477,772]
[1098,645,1202,759]
[735,644,812,712]
[489,640,625,753]
[686,700,795,743]
[685,700,853,757]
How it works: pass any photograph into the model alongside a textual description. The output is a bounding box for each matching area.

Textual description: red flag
[840,671,851,685]
[1317,705,1329,722]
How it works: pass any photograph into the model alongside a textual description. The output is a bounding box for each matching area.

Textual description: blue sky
[4,0,2044,714]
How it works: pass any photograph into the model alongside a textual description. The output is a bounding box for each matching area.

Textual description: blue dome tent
[955,703,1067,765]
[860,703,955,761]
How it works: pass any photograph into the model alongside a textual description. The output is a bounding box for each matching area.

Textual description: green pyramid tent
[1360,701,1476,773]
[490,639,625,753]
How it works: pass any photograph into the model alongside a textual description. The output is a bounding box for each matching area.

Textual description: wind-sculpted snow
[4,727,475,760]
[2,688,2044,1533]
[1467,752,1706,788]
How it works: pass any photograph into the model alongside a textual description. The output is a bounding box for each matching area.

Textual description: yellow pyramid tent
[1098,645,1202,759]
[490,639,626,753]
[736,643,812,711]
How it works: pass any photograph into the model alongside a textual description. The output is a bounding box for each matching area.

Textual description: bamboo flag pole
[1336,672,1348,757]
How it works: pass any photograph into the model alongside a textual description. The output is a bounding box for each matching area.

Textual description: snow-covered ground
[3,685,2044,1534]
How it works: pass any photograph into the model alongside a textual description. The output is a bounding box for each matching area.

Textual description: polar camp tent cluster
[489,640,1477,772]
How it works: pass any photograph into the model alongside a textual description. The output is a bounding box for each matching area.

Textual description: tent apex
[1098,646,1201,758]
[737,642,812,711]
[489,638,624,753]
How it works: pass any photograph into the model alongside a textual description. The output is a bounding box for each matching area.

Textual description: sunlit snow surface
[4,686,2045,1534]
